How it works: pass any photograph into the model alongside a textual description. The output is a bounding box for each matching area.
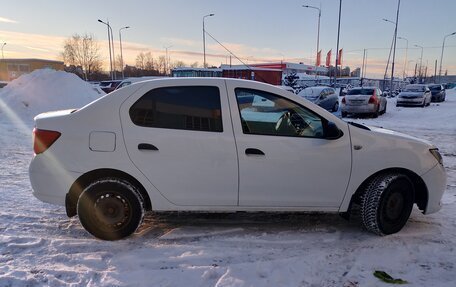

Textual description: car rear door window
[129,86,223,132]
[235,88,324,138]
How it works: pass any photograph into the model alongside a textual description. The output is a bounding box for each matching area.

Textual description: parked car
[298,86,339,112]
[99,80,122,93]
[29,78,446,240]
[115,76,165,91]
[396,84,432,107]
[341,87,387,118]
[428,84,446,102]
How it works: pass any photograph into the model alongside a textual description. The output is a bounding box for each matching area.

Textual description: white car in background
[29,78,446,240]
[341,87,387,118]
[396,84,432,107]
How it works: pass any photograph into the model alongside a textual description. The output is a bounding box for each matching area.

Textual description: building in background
[0,58,64,81]
[171,62,328,86]
[172,67,222,78]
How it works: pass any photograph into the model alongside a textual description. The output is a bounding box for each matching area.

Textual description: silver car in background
[396,84,432,107]
[341,87,387,118]
[298,86,339,112]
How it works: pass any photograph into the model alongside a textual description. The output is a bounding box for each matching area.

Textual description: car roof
[352,86,376,89]
[303,86,332,92]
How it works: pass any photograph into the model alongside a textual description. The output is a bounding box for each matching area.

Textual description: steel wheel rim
[94,192,131,229]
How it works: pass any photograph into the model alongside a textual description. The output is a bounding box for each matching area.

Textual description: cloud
[0,16,18,24]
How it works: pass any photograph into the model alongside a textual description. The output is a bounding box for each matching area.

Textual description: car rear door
[120,79,238,206]
[226,80,352,208]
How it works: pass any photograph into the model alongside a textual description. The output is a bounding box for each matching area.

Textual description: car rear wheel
[332,101,339,112]
[381,102,387,114]
[341,111,347,118]
[77,178,144,240]
[361,173,414,235]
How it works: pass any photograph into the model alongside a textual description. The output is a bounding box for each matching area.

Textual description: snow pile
[0,69,102,123]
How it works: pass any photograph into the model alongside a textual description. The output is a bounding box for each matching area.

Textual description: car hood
[367,125,433,146]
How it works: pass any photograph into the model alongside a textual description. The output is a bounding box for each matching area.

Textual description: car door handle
[245,148,265,156]
[138,143,159,151]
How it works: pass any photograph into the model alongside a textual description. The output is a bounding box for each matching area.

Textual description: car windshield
[404,85,425,92]
[429,85,441,91]
[347,88,374,95]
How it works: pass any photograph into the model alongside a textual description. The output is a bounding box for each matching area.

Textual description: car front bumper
[396,97,424,106]
[421,163,447,214]
[29,154,81,206]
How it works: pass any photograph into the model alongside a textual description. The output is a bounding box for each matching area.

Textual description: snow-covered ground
[0,71,455,286]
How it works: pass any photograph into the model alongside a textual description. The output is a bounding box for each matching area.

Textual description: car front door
[226,81,352,208]
[120,79,238,206]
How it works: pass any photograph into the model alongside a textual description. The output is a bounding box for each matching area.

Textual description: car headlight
[429,148,443,165]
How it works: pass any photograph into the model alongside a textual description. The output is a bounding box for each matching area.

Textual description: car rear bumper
[341,103,376,114]
[29,154,81,206]
[421,163,447,214]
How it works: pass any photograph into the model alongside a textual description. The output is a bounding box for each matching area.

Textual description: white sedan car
[29,78,446,240]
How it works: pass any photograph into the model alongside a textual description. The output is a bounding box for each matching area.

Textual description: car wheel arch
[346,168,428,214]
[66,168,152,217]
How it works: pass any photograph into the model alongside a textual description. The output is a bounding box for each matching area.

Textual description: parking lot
[0,83,455,286]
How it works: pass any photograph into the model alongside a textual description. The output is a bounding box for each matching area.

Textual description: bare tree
[190,61,199,68]
[62,33,103,80]
[172,60,186,68]
[135,51,154,70]
[156,55,167,75]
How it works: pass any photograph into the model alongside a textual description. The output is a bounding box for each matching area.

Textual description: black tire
[77,178,144,240]
[361,173,414,235]
[372,106,379,118]
[381,103,387,114]
[341,111,347,118]
[332,101,339,112]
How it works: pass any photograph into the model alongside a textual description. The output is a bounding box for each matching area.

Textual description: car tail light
[33,128,61,154]
[368,95,378,104]
[341,97,346,104]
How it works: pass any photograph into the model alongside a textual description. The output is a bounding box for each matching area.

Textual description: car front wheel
[77,178,144,240]
[361,173,414,235]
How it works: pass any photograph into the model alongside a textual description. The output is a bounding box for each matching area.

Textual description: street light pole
[334,0,342,87]
[303,5,321,67]
[382,18,396,91]
[164,45,173,76]
[414,44,424,81]
[390,0,401,94]
[203,13,215,68]
[1,43,6,59]
[98,19,114,80]
[438,31,456,83]
[398,36,408,79]
[119,26,130,79]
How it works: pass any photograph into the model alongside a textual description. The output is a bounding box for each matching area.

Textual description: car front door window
[235,88,324,138]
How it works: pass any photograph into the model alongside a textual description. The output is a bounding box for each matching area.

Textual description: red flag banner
[325,50,332,67]
[316,50,322,66]
[337,49,343,66]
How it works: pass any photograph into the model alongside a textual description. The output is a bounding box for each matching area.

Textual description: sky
[1,0,456,78]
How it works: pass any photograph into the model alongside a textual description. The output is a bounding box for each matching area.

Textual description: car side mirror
[325,121,343,140]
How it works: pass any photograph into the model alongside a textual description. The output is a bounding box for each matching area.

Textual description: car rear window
[404,85,425,92]
[347,89,374,95]
[129,86,223,132]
